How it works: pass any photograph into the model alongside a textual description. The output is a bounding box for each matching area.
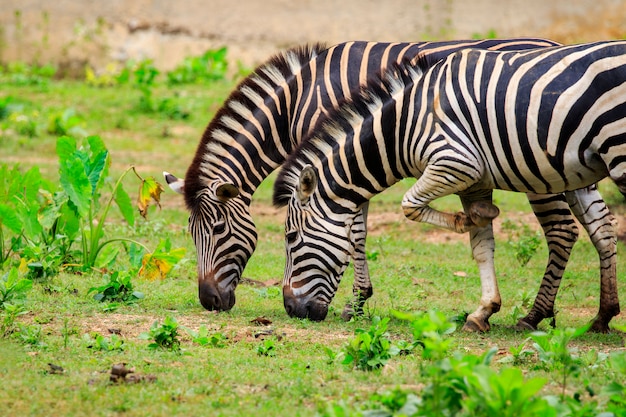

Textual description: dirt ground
[3,0,626,73]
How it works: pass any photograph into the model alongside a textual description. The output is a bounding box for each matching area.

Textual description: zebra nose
[198,277,235,311]
[283,286,328,321]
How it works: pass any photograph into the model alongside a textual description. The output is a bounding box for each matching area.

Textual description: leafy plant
[15,323,45,347]
[88,270,144,304]
[502,219,542,267]
[461,366,550,417]
[256,338,277,357]
[83,332,124,351]
[47,108,88,137]
[530,325,589,398]
[166,47,228,85]
[137,238,185,280]
[140,316,181,351]
[56,135,161,270]
[184,325,227,347]
[342,316,400,371]
[395,310,456,360]
[0,267,32,309]
[1,303,29,337]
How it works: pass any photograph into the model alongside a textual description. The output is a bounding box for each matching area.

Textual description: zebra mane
[183,42,328,208]
[272,54,431,207]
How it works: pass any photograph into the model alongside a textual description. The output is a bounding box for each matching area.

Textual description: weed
[15,323,45,347]
[184,325,227,347]
[47,108,87,137]
[83,332,124,351]
[1,303,29,336]
[498,339,535,365]
[341,316,400,371]
[530,325,589,399]
[256,338,277,357]
[88,270,144,304]
[166,47,228,85]
[501,219,542,266]
[0,267,32,308]
[461,366,550,417]
[140,316,181,351]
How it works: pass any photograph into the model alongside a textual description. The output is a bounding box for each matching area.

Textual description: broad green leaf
[56,135,77,164]
[115,184,135,226]
[57,137,91,219]
[19,202,43,238]
[0,203,22,233]
[86,149,108,196]
[137,176,164,218]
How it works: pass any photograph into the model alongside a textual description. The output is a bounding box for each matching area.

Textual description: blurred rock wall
[1,0,625,74]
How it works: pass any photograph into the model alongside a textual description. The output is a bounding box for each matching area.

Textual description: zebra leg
[401,166,497,234]
[402,170,501,331]
[564,187,619,333]
[459,193,501,332]
[516,193,579,330]
[341,203,373,321]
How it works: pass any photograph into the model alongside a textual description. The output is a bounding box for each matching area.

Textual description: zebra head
[280,165,363,321]
[165,172,258,311]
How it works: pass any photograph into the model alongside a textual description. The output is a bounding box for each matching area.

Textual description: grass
[1,70,626,416]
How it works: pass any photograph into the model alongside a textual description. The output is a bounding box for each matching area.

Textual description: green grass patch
[1,59,626,417]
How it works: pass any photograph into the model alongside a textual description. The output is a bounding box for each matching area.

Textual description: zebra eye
[213,221,227,234]
[285,231,298,244]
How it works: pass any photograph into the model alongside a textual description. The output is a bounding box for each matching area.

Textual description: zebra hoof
[462,318,490,332]
[469,201,500,227]
[514,319,537,331]
[589,317,611,333]
[341,303,364,321]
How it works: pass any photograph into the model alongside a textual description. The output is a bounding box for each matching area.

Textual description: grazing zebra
[273,40,624,332]
[166,38,613,330]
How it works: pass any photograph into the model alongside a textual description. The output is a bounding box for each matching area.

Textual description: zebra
[165,39,614,330]
[273,40,624,332]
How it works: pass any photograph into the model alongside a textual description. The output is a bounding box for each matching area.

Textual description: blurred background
[2,0,626,76]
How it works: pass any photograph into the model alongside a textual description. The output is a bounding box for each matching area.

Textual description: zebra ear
[216,183,240,202]
[163,171,184,195]
[297,165,317,203]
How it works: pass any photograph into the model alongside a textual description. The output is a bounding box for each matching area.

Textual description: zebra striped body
[274,40,623,331]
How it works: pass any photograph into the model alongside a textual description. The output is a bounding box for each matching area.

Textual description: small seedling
[140,316,181,351]
[88,270,144,305]
[256,338,277,357]
[501,219,542,267]
[342,316,399,371]
[530,325,589,398]
[15,323,44,347]
[184,325,227,348]
[83,332,124,351]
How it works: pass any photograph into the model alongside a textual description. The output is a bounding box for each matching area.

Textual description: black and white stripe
[172,38,612,327]
[274,40,622,331]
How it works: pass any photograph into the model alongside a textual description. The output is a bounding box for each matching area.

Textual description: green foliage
[341,316,401,371]
[140,316,181,351]
[256,338,277,357]
[88,270,144,304]
[47,108,87,137]
[1,302,29,337]
[82,332,124,351]
[0,267,32,309]
[0,61,56,86]
[502,219,543,266]
[15,323,45,347]
[461,366,550,417]
[184,325,227,347]
[166,47,228,85]
[530,325,589,398]
[394,310,456,360]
